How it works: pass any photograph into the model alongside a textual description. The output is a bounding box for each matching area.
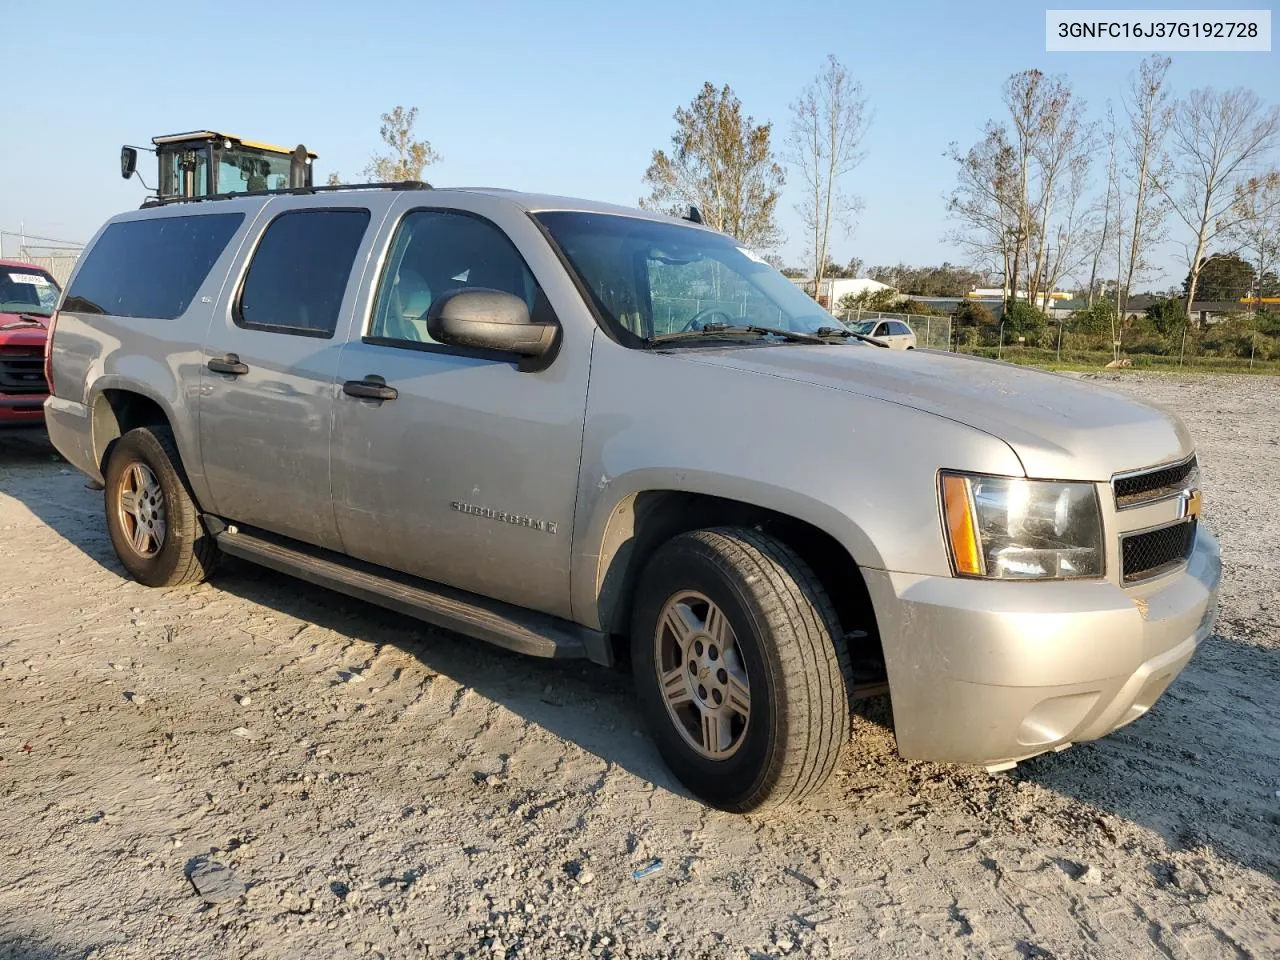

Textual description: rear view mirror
[426,289,558,370]
[120,146,138,180]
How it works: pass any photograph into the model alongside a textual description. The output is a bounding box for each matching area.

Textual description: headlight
[940,472,1104,579]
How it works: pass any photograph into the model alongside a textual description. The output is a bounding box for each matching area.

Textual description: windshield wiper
[1,313,48,330]
[649,323,825,345]
[815,325,890,348]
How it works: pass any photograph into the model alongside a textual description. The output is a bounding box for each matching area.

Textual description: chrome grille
[1122,521,1196,583]
[1112,455,1197,509]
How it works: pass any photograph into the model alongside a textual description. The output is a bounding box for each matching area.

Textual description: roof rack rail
[140,180,432,208]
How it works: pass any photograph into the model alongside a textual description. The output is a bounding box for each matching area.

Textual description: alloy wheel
[654,590,752,759]
[116,462,166,559]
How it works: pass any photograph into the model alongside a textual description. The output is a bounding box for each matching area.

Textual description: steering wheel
[680,308,736,332]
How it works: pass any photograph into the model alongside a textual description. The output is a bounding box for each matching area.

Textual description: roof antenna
[682,205,703,224]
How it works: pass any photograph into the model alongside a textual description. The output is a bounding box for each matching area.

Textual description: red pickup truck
[0,260,60,425]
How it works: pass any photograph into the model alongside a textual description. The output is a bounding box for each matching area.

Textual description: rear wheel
[104,426,218,587]
[631,527,850,811]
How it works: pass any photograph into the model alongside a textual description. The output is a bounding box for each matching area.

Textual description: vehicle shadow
[3,429,1276,878]
[0,933,83,960]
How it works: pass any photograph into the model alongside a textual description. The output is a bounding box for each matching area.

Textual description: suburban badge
[450,500,559,534]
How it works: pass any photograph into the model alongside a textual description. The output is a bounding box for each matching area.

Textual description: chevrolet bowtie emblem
[1179,489,1202,520]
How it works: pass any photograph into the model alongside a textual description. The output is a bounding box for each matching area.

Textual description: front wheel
[103,426,218,587]
[631,528,850,811]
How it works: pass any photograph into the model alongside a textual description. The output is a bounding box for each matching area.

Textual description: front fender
[569,337,1025,628]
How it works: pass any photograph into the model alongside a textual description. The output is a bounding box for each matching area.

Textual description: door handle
[207,354,249,376]
[343,376,398,401]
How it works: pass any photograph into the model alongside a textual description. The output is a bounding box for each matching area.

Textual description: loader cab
[121,131,316,201]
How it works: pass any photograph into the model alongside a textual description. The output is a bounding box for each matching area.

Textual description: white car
[850,318,917,349]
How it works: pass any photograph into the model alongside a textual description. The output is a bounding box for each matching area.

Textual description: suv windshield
[849,320,877,335]
[535,212,845,345]
[0,266,60,316]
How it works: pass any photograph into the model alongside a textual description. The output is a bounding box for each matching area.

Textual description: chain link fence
[3,254,80,288]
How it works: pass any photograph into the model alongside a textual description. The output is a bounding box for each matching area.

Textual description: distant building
[791,276,894,309]
[967,288,1072,309]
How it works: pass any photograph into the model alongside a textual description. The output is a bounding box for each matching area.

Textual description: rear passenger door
[198,200,384,550]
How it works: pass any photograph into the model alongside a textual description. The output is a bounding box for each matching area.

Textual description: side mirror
[426,289,558,368]
[120,146,138,180]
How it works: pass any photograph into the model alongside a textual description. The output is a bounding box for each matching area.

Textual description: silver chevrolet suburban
[44,183,1221,810]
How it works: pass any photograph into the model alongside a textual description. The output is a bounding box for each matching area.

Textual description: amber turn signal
[941,473,984,576]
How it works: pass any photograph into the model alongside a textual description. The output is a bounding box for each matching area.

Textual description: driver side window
[369,210,539,345]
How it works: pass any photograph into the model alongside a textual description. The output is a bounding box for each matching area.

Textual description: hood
[0,311,50,348]
[0,311,50,349]
[672,345,1192,481]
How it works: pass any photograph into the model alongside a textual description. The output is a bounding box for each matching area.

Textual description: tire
[631,527,850,811]
[103,426,218,587]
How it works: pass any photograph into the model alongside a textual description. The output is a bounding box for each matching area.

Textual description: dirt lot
[1,372,1277,960]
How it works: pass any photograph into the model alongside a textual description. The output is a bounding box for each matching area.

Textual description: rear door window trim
[232,206,372,340]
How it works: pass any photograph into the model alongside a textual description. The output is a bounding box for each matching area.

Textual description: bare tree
[1114,55,1174,357]
[365,106,440,183]
[325,172,342,187]
[947,70,1094,311]
[1225,170,1280,305]
[641,82,785,250]
[1030,88,1096,303]
[787,55,870,295]
[945,123,1020,295]
[1155,86,1280,321]
[1039,137,1096,297]
[1085,106,1120,307]
[1002,70,1093,307]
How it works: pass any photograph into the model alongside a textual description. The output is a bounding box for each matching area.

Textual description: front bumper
[0,393,48,423]
[864,526,1221,767]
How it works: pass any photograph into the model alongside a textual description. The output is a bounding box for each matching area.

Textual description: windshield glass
[0,267,60,316]
[849,320,877,334]
[217,146,293,193]
[535,212,845,344]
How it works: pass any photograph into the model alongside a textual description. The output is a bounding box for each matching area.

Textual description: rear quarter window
[63,213,244,320]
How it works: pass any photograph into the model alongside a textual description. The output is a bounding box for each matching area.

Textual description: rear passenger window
[235,209,370,338]
[63,213,243,319]
[368,210,540,346]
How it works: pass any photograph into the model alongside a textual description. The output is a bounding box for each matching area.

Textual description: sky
[3,0,1276,287]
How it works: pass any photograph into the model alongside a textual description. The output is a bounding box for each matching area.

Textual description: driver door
[329,200,590,619]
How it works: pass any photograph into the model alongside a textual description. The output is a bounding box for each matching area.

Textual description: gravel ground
[0,371,1277,960]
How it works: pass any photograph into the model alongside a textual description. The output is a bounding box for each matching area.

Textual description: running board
[208,520,612,665]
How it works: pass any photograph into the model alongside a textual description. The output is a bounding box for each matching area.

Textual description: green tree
[641,83,785,249]
[1145,297,1188,336]
[867,262,985,296]
[365,106,440,183]
[953,300,995,328]
[1183,253,1256,302]
[1003,301,1049,342]
[1070,299,1115,337]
